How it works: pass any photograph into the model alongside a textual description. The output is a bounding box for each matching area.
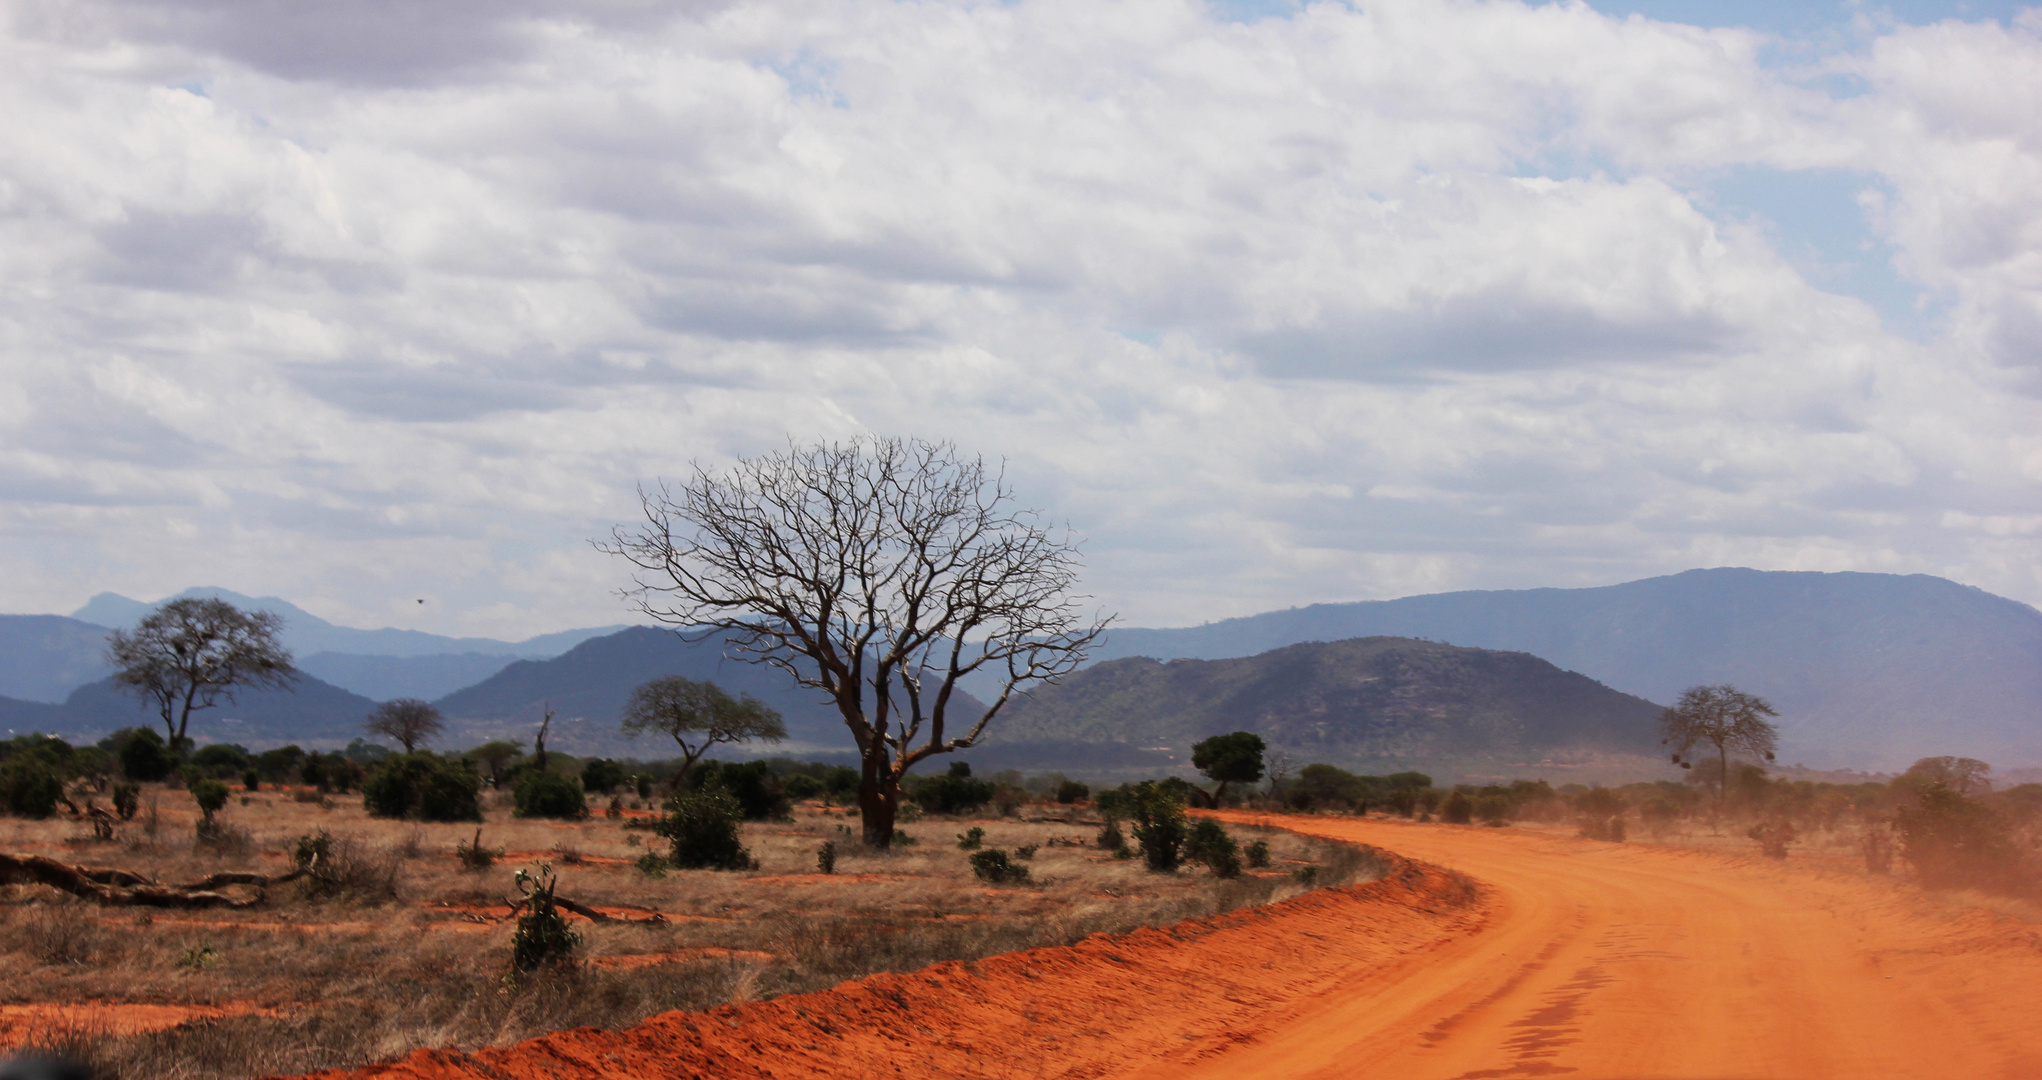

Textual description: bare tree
[602,437,1111,847]
[106,597,297,751]
[620,676,786,789]
[1662,684,1779,799]
[364,699,446,753]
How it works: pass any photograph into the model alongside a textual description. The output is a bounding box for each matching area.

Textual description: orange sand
[281,813,2042,1079]
[0,1002,281,1049]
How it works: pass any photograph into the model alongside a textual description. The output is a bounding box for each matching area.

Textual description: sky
[1,0,2039,638]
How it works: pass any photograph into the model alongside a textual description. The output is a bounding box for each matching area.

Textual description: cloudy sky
[3,0,2039,638]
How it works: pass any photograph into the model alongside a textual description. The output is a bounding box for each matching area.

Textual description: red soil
[1,1002,281,1049]
[279,812,2042,1079]
[279,843,1472,1079]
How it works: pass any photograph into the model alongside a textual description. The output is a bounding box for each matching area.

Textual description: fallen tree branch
[0,853,303,910]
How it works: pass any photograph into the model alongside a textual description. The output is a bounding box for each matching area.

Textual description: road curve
[1159,812,2042,1080]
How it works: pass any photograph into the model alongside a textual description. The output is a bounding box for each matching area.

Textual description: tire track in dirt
[279,847,1484,1080]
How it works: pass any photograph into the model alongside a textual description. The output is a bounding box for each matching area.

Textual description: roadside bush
[1895,782,2031,893]
[363,754,484,822]
[1575,787,1626,842]
[1441,790,1474,825]
[1474,793,1511,827]
[1128,780,1189,873]
[1244,839,1270,868]
[968,848,1029,884]
[0,758,64,818]
[1056,779,1089,804]
[1747,819,1796,859]
[513,769,587,820]
[657,788,755,871]
[911,762,994,815]
[1184,819,1242,879]
[115,729,175,783]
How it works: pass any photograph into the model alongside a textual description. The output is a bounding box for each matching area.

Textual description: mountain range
[987,637,1665,772]
[2,569,2038,771]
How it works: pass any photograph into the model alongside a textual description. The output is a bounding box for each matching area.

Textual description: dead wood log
[0,853,301,909]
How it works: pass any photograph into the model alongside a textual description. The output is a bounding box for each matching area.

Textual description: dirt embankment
[282,848,1481,1080]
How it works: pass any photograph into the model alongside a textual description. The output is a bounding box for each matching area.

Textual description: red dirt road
[1169,813,2042,1080]
[292,815,2042,1080]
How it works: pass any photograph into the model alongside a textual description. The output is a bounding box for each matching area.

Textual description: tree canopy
[364,699,446,754]
[106,597,297,749]
[1191,731,1266,802]
[603,437,1110,847]
[1661,684,1779,799]
[618,675,786,788]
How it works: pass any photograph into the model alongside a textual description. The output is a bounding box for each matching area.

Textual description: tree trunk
[858,753,896,849]
[1717,741,1729,801]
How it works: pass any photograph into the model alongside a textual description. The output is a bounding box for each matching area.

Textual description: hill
[432,627,861,757]
[0,671,380,746]
[0,615,123,703]
[987,637,1663,772]
[1087,569,2042,770]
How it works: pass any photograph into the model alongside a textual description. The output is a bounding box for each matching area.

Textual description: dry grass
[0,787,1376,1079]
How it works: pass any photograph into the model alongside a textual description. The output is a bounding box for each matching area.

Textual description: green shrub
[1096,819,1125,850]
[579,758,627,795]
[363,754,484,822]
[693,761,790,821]
[1292,865,1319,885]
[116,729,175,783]
[816,840,837,874]
[190,743,250,775]
[1015,843,1039,860]
[513,769,587,820]
[1474,793,1511,826]
[1128,780,1189,873]
[242,769,261,792]
[783,774,825,801]
[911,762,994,815]
[1441,790,1474,825]
[1244,839,1270,868]
[1184,819,1242,878]
[510,865,581,971]
[968,848,1029,884]
[0,759,64,818]
[634,851,670,878]
[1055,779,1090,804]
[657,788,755,870]
[957,826,986,850]
[111,782,140,821]
[189,778,230,822]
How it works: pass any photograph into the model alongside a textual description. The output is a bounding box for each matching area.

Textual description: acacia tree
[602,437,1111,847]
[1191,731,1265,804]
[1661,684,1779,799]
[364,698,446,753]
[620,675,786,788]
[106,597,297,751]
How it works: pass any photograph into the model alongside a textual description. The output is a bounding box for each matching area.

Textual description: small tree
[468,740,524,787]
[364,699,445,754]
[1661,684,1779,800]
[1128,780,1189,872]
[658,788,755,870]
[107,597,297,751]
[602,437,1111,848]
[619,676,785,789]
[1191,732,1265,804]
[1903,756,1993,796]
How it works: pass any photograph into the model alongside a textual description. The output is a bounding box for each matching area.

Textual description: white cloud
[0,0,2038,635]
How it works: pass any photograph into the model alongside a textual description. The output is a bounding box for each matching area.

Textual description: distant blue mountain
[1084,568,2042,770]
[0,669,380,746]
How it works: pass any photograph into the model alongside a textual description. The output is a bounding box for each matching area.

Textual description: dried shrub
[1746,819,1796,859]
[1895,783,2033,894]
[292,830,401,903]
[1095,819,1125,850]
[956,826,985,850]
[455,828,501,870]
